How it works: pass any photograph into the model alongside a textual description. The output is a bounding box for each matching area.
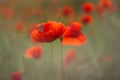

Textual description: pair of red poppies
[81,2,95,25]
[31,21,87,46]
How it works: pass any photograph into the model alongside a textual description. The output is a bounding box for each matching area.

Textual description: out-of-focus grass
[0,0,120,80]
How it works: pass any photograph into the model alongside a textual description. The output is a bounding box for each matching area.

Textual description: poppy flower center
[70,29,80,38]
[38,24,44,32]
[38,23,54,33]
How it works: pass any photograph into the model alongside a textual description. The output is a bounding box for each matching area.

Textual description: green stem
[60,42,64,80]
[51,43,54,66]
[50,43,54,80]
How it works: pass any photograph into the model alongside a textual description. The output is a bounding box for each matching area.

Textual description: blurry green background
[0,0,120,80]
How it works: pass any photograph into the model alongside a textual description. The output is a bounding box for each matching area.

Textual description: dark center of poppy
[70,29,80,38]
[38,24,44,32]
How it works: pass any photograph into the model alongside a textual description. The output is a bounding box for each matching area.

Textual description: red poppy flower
[5,8,14,20]
[31,21,65,43]
[101,0,113,8]
[99,0,117,11]
[0,6,14,20]
[11,72,22,80]
[82,2,95,13]
[16,21,24,32]
[64,49,77,66]
[25,46,42,60]
[62,5,75,17]
[81,14,93,25]
[97,0,117,17]
[62,22,87,46]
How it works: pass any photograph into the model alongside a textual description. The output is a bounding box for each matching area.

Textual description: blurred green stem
[50,43,54,80]
[60,41,64,80]
[51,43,54,66]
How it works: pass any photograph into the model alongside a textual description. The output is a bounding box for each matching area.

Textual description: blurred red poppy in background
[0,6,14,20]
[15,21,25,32]
[11,72,22,80]
[97,0,117,17]
[25,46,42,60]
[82,2,95,13]
[61,5,76,17]
[103,54,113,62]
[101,0,112,8]
[81,14,93,25]
[62,22,87,46]
[64,49,77,66]
[31,21,65,43]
